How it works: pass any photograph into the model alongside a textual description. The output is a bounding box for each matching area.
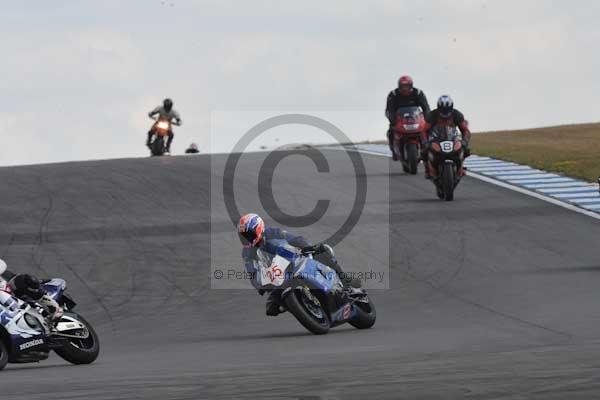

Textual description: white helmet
[437,95,454,117]
[0,259,6,275]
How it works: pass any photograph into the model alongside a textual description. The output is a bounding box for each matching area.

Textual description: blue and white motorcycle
[0,263,100,370]
[256,244,376,335]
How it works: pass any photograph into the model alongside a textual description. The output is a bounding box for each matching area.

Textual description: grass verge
[471,123,600,182]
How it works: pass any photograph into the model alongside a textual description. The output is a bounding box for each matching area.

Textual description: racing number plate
[440,141,454,153]
[262,255,290,286]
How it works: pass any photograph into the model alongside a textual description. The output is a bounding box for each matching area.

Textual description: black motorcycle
[427,125,465,201]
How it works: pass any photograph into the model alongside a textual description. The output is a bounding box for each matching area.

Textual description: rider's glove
[301,243,327,255]
[38,295,63,320]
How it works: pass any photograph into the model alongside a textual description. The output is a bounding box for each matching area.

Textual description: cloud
[0,1,598,165]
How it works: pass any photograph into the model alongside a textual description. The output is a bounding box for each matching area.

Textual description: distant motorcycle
[148,116,179,156]
[255,246,376,335]
[427,125,465,201]
[0,264,100,370]
[393,106,426,174]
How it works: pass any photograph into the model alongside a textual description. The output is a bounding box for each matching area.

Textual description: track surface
[0,151,600,399]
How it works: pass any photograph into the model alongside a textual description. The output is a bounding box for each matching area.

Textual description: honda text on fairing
[253,244,376,335]
[393,106,426,174]
[0,264,99,370]
[427,125,466,201]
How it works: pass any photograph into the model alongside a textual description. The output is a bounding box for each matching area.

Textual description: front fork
[427,152,465,179]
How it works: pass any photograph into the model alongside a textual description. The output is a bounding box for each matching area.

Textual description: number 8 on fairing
[440,141,454,153]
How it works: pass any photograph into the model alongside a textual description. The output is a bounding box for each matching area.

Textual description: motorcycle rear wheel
[284,287,330,335]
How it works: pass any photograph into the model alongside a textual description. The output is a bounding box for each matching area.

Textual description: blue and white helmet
[437,95,454,118]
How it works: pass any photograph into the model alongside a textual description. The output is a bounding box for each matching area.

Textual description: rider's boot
[387,129,398,161]
[165,131,174,154]
[265,291,284,316]
[424,162,433,180]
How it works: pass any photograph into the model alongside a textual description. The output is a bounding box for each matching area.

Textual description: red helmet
[398,75,414,96]
[238,213,265,247]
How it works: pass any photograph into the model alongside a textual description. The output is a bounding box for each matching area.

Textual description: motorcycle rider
[421,95,472,179]
[0,259,63,320]
[238,213,359,317]
[147,98,182,154]
[385,75,431,160]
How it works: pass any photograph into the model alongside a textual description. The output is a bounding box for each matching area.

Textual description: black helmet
[163,98,173,112]
[9,274,43,300]
[437,95,454,118]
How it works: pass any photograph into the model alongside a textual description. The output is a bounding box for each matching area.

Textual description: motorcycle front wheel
[54,313,100,365]
[406,143,419,175]
[349,296,376,329]
[442,163,456,201]
[151,136,165,156]
[284,287,330,335]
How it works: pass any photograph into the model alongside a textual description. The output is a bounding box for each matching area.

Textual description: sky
[1,0,599,165]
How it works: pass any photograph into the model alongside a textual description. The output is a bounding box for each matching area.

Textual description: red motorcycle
[393,106,426,174]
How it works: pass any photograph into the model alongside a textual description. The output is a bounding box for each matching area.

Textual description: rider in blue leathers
[238,213,355,316]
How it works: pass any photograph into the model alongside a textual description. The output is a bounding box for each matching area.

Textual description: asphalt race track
[1,150,600,399]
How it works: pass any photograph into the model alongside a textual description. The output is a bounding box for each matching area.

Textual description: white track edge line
[335,146,600,221]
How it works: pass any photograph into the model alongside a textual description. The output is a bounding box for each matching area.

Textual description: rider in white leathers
[0,259,63,320]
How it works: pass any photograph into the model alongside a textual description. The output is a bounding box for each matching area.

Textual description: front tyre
[406,143,419,175]
[442,163,456,201]
[0,339,8,371]
[349,297,376,329]
[54,313,100,365]
[284,287,330,335]
[151,136,165,156]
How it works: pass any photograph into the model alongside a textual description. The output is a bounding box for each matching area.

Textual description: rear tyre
[54,313,100,365]
[442,164,455,201]
[284,287,330,335]
[348,298,376,329]
[406,143,419,175]
[0,339,8,371]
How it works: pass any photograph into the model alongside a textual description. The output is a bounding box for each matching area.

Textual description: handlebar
[149,115,181,126]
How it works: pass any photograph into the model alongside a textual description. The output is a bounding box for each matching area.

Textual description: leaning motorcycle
[427,125,465,201]
[0,264,100,370]
[393,106,426,174]
[255,245,376,335]
[148,116,173,156]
